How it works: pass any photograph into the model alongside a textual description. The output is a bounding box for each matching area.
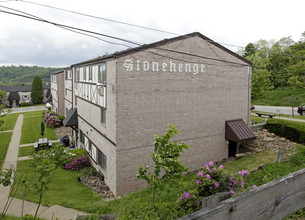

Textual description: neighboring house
[54,32,255,196]
[0,85,50,108]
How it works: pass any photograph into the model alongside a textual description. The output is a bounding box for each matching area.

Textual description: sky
[0,0,304,67]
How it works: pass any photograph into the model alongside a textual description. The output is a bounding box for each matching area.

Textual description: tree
[31,75,43,104]
[0,89,6,103]
[137,124,189,210]
[243,43,257,57]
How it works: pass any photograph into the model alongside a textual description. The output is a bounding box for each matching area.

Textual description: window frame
[98,63,106,83]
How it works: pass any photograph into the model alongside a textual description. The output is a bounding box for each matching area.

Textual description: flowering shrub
[43,110,61,128]
[64,154,90,171]
[195,162,249,197]
[178,191,201,214]
[45,115,61,128]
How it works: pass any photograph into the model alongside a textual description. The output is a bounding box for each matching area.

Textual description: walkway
[0,114,88,220]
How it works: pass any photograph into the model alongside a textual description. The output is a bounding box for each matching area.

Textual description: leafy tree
[243,43,257,57]
[137,124,189,209]
[31,75,43,104]
[0,89,6,103]
[287,61,305,88]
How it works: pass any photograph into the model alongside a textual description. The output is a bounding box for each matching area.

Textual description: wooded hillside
[0,65,62,85]
[240,31,305,99]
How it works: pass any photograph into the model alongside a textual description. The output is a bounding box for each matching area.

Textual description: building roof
[225,119,256,143]
[63,108,78,127]
[0,84,50,92]
[71,32,252,67]
[7,91,20,101]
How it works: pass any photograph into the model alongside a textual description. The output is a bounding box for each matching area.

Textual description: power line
[16,0,243,49]
[0,7,143,47]
[0,5,133,48]
[19,0,181,36]
[0,6,250,67]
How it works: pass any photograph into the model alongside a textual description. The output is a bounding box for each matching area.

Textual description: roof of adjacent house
[72,32,252,67]
[225,119,256,143]
[0,84,50,92]
[8,91,20,101]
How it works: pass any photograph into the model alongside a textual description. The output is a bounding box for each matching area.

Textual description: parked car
[297,104,305,116]
[251,105,255,110]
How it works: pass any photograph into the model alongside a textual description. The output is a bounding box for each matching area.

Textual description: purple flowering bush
[178,191,201,214]
[43,110,61,128]
[196,162,249,197]
[64,154,90,171]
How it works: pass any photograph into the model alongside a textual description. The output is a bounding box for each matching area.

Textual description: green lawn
[0,113,19,131]
[20,115,57,144]
[0,132,13,169]
[251,115,266,124]
[223,150,277,173]
[22,110,45,117]
[252,87,305,106]
[18,146,35,157]
[15,158,194,214]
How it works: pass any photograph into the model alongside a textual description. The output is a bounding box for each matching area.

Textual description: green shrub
[58,115,65,125]
[266,119,305,144]
[20,102,30,107]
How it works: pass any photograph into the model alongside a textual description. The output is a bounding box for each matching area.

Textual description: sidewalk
[0,114,88,220]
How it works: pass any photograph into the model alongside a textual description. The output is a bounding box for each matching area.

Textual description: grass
[0,132,13,169]
[18,146,35,157]
[223,150,277,173]
[0,113,19,131]
[22,110,45,117]
[251,114,266,124]
[20,114,57,144]
[252,87,305,106]
[14,158,194,214]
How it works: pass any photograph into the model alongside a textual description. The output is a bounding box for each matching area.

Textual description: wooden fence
[179,167,305,220]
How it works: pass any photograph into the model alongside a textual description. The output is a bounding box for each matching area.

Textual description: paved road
[2,105,46,115]
[254,105,299,116]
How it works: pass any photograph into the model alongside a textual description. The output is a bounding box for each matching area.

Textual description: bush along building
[53,32,256,196]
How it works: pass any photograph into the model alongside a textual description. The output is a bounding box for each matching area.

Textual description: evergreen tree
[31,75,43,104]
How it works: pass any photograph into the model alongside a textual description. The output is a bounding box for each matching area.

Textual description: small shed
[225,118,256,156]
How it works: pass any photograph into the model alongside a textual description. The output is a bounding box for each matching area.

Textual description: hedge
[266,119,305,144]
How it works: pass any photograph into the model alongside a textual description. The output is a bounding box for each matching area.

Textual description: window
[80,130,85,144]
[83,67,86,81]
[65,71,68,80]
[89,66,92,80]
[88,140,92,154]
[75,68,80,82]
[97,149,106,170]
[98,63,106,83]
[52,75,57,83]
[101,108,106,124]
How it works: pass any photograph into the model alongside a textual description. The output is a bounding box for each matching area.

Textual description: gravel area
[246,129,296,152]
[54,126,73,140]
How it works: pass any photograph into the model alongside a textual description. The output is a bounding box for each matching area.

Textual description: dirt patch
[80,175,114,199]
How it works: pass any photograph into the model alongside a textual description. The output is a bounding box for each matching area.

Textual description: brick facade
[56,32,252,196]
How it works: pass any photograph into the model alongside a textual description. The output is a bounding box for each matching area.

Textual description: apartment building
[58,32,255,196]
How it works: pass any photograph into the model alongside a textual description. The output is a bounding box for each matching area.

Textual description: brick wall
[114,35,251,195]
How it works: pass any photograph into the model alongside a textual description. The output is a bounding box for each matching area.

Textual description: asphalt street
[254,105,299,116]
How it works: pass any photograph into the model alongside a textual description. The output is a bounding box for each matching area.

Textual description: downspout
[247,66,252,126]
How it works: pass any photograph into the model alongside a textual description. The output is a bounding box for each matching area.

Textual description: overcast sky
[0,0,304,67]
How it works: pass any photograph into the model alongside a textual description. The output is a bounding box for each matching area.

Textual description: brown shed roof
[225,119,256,143]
